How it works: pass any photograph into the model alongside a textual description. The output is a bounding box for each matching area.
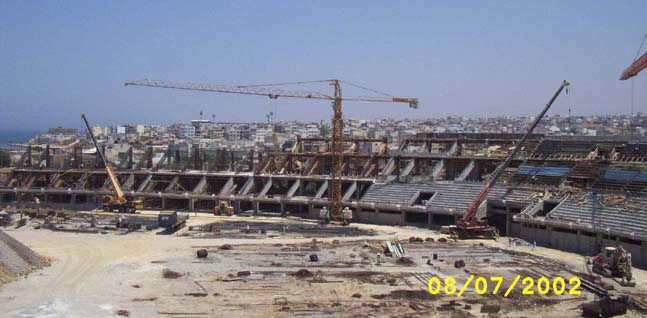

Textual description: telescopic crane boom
[125,79,418,223]
[451,80,570,239]
[81,113,142,213]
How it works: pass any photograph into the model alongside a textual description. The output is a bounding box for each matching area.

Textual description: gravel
[0,228,49,282]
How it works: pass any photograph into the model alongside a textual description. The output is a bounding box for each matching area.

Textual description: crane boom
[620,51,647,80]
[125,78,418,222]
[81,113,126,204]
[454,80,569,238]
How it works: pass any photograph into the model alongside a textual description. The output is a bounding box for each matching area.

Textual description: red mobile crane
[450,80,570,240]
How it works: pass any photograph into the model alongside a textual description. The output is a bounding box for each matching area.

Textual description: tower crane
[125,79,418,223]
[450,80,569,239]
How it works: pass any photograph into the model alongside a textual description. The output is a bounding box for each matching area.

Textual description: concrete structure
[3,132,647,268]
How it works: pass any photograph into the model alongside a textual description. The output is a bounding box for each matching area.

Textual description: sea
[0,129,43,149]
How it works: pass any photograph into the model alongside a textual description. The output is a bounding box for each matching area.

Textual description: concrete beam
[218,177,234,196]
[455,160,475,181]
[315,180,328,199]
[258,177,273,197]
[286,179,301,198]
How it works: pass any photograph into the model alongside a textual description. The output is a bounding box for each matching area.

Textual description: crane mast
[453,80,570,239]
[125,79,418,222]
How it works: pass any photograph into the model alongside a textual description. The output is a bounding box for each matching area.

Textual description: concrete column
[253,201,259,216]
[280,203,286,217]
[308,204,314,218]
[641,241,647,268]
[576,230,582,254]
[505,206,511,237]
[427,211,432,229]
[70,194,76,209]
[161,198,167,210]
[547,226,553,248]
[234,201,241,214]
[188,198,195,211]
[400,210,405,226]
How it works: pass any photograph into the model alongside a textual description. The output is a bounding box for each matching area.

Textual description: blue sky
[1,1,646,130]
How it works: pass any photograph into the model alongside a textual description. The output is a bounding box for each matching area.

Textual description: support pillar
[505,206,511,237]
[161,197,167,210]
[547,226,553,248]
[253,201,259,216]
[189,198,195,211]
[234,201,241,214]
[280,202,286,217]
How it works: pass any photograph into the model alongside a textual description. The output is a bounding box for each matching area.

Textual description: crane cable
[630,31,647,116]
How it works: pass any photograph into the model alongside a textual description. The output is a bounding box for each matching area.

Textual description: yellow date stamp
[427,275,581,297]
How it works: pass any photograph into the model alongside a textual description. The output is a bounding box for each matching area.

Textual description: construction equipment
[450,80,570,239]
[125,79,418,224]
[214,201,234,216]
[591,246,634,287]
[81,113,143,213]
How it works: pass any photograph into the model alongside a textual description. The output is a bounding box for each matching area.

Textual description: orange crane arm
[81,113,126,204]
[620,52,647,80]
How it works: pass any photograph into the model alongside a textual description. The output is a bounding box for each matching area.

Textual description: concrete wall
[511,223,646,269]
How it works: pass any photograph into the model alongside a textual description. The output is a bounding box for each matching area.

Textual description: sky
[1,0,646,130]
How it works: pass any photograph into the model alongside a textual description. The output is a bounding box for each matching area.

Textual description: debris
[454,260,465,268]
[332,240,340,245]
[480,304,501,313]
[385,241,405,258]
[309,254,319,262]
[425,237,435,242]
[132,297,157,302]
[437,238,447,242]
[396,257,415,266]
[116,309,130,316]
[352,293,362,298]
[581,297,627,318]
[196,249,208,258]
[162,269,183,279]
[131,284,141,288]
[371,290,431,300]
[219,244,232,250]
[237,271,251,277]
[185,292,208,297]
[294,269,314,278]
[409,237,423,243]
[274,297,288,305]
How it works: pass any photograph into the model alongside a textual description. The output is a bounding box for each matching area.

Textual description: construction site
[3,2,647,317]
[4,106,647,317]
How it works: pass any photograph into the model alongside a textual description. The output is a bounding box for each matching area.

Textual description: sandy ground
[1,212,646,318]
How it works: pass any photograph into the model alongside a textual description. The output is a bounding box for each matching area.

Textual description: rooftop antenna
[200,110,203,120]
[212,114,215,123]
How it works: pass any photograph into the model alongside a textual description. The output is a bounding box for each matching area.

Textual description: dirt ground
[1,211,646,318]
